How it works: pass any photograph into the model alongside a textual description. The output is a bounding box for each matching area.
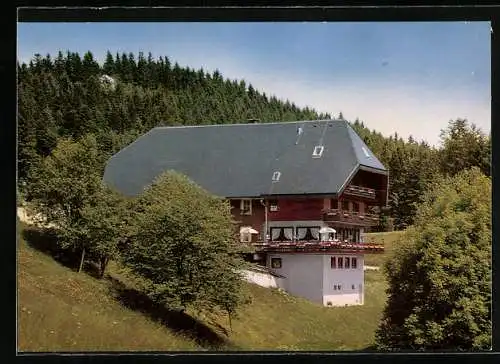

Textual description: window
[271,257,282,269]
[312,145,324,158]
[270,227,294,241]
[352,202,359,213]
[332,256,359,269]
[295,226,320,241]
[269,200,279,212]
[361,146,371,158]
[342,200,350,211]
[240,199,252,215]
[272,171,281,182]
[340,229,348,242]
[331,199,338,209]
[338,284,342,290]
[352,284,355,290]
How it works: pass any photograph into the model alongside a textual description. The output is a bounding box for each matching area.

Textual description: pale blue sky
[17,22,491,146]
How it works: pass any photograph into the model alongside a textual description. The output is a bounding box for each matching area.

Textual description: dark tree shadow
[361,344,379,352]
[21,224,235,349]
[106,276,234,350]
[21,226,79,269]
[20,225,101,277]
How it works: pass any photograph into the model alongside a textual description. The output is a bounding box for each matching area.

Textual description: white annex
[265,253,365,307]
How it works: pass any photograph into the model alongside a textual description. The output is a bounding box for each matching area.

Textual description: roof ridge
[342,120,361,169]
[151,119,342,130]
[344,122,387,171]
[105,128,153,163]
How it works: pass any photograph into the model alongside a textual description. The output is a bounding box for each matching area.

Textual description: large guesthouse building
[104,119,388,307]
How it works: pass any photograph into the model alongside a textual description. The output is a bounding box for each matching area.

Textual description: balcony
[252,240,384,254]
[323,209,379,226]
[343,185,377,199]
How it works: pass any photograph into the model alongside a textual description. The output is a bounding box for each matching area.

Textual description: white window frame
[240,199,252,215]
[269,200,279,212]
[312,145,324,158]
[331,255,359,269]
[271,257,282,269]
[361,146,371,158]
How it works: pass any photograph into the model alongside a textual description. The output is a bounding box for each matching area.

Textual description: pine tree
[439,119,490,177]
[103,50,115,75]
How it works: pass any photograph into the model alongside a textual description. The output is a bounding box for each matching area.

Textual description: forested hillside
[17,50,491,230]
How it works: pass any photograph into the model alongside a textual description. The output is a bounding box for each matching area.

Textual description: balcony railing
[252,240,384,253]
[344,185,377,199]
[323,209,380,226]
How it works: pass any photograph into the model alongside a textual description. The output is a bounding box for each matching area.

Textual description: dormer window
[240,199,252,215]
[361,147,371,158]
[312,145,324,158]
[272,171,281,182]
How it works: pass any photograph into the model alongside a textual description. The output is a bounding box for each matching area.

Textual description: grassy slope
[362,231,405,267]
[18,223,395,352]
[17,227,200,352]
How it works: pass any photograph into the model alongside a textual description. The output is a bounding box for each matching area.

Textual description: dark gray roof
[103,119,387,198]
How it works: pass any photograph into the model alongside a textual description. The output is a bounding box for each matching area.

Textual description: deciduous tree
[375,167,491,351]
[27,134,128,274]
[122,171,247,319]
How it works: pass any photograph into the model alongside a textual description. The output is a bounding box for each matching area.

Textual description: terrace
[343,185,377,200]
[251,240,384,254]
[322,209,380,226]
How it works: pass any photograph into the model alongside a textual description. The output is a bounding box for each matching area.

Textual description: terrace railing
[322,209,380,226]
[252,240,384,253]
[343,185,377,199]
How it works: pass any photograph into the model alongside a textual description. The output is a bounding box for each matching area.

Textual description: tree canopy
[27,134,129,276]
[122,171,247,314]
[375,167,491,351]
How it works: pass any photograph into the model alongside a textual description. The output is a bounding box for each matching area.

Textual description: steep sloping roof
[103,119,387,198]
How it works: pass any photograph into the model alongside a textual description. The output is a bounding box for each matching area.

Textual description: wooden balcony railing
[344,185,377,199]
[252,240,384,253]
[323,209,380,226]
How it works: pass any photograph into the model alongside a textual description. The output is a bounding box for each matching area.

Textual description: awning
[319,227,336,233]
[240,226,259,234]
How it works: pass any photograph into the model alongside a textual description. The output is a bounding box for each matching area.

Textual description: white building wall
[240,269,286,289]
[322,254,364,307]
[267,254,324,305]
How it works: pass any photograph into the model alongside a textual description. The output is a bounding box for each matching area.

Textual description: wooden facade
[231,168,389,254]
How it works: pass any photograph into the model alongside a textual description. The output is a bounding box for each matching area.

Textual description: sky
[17,22,491,147]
